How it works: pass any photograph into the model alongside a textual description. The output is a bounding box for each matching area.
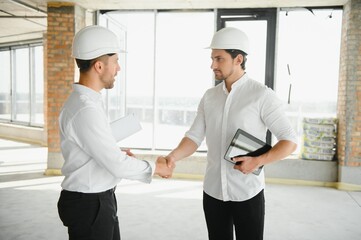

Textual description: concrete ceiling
[0,0,347,44]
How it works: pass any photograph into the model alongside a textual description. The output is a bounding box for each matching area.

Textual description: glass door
[217,9,276,88]
[98,12,128,121]
[98,10,214,150]
[217,9,277,143]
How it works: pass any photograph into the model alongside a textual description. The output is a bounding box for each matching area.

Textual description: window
[98,8,342,154]
[33,46,44,125]
[0,51,11,121]
[14,48,30,122]
[275,8,342,153]
[100,11,214,150]
[0,44,44,126]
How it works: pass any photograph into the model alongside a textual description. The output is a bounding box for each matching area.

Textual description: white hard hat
[207,27,250,54]
[72,25,123,60]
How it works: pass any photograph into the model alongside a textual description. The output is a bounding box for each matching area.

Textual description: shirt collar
[73,83,102,102]
[221,73,249,94]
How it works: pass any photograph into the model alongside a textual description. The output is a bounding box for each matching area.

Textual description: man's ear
[236,54,244,65]
[93,60,103,73]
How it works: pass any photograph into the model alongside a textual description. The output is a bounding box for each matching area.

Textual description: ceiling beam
[0,15,47,18]
[8,0,47,14]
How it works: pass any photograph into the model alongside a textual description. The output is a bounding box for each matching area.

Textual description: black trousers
[203,190,265,240]
[58,188,120,240]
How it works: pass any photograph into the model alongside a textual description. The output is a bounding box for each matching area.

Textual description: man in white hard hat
[57,25,174,240]
[159,27,298,240]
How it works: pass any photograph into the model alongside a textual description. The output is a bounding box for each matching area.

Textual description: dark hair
[225,49,247,70]
[75,53,116,73]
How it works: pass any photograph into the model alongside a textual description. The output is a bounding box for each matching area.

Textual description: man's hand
[232,156,261,174]
[155,156,175,178]
[121,148,135,157]
[165,155,176,168]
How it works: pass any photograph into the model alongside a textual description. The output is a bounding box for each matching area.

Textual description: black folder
[224,129,272,175]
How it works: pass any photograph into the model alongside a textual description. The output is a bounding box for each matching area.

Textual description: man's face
[210,49,237,81]
[99,54,121,89]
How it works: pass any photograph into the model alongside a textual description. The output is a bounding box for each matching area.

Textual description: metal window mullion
[10,49,16,122]
[30,47,36,125]
[123,27,127,117]
[100,12,128,119]
[152,10,157,151]
[105,18,110,118]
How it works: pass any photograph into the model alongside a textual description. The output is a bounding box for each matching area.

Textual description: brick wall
[337,0,361,167]
[47,3,75,153]
[45,3,84,172]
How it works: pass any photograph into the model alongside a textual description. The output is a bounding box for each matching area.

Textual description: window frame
[0,41,44,127]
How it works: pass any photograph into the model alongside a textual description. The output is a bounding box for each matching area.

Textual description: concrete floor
[0,138,360,240]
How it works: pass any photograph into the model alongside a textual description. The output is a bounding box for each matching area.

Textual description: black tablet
[224,129,272,175]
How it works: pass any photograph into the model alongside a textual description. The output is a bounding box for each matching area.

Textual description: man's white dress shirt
[185,74,298,201]
[59,84,154,193]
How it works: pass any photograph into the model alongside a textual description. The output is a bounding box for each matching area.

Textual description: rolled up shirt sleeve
[260,89,298,144]
[185,96,206,146]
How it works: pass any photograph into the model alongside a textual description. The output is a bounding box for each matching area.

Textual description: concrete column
[45,2,85,175]
[337,0,361,189]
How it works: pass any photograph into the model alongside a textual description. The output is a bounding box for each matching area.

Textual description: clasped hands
[155,155,175,179]
[121,148,175,178]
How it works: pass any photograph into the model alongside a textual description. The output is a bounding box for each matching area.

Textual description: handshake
[154,155,176,179]
[122,149,176,179]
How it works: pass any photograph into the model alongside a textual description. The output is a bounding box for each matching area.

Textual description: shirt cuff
[147,160,156,183]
